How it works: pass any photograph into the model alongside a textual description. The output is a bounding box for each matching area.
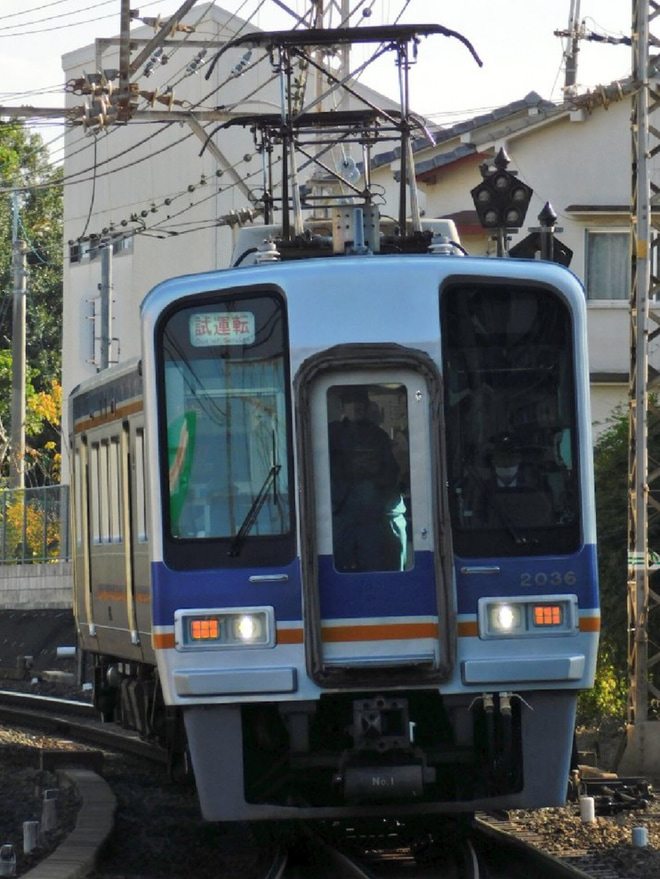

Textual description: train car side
[70,360,162,732]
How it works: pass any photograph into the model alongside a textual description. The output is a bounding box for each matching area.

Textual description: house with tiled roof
[368,82,640,431]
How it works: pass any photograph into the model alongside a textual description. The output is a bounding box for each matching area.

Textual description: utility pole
[563,0,581,95]
[312,0,351,110]
[619,0,660,776]
[99,244,114,371]
[555,1,630,97]
[10,193,26,491]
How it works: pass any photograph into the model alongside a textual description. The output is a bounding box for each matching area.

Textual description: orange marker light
[190,618,220,640]
[533,605,563,626]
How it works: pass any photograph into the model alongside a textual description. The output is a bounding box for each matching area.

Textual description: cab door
[295,345,454,687]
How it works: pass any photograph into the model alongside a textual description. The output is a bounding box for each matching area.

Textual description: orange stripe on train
[153,617,600,649]
[456,617,601,637]
[97,589,150,604]
[74,399,143,434]
[322,622,437,642]
[153,623,437,649]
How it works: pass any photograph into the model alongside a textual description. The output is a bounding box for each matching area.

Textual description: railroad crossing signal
[470,148,533,230]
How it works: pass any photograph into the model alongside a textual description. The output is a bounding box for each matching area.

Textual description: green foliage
[585,404,660,722]
[593,407,629,671]
[579,642,627,722]
[0,122,62,484]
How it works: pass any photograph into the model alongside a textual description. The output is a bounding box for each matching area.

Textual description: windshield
[158,290,293,568]
[441,281,581,558]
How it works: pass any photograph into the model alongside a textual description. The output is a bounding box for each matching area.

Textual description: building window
[585,230,630,300]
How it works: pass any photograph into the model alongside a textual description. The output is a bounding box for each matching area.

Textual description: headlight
[175,607,274,650]
[478,595,577,639]
[232,614,264,643]
[489,603,523,634]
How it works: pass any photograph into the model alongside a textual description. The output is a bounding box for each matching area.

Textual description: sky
[0,0,633,154]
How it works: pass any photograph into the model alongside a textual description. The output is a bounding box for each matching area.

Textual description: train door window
[99,441,110,543]
[134,428,148,542]
[156,289,294,569]
[89,442,101,545]
[74,446,83,548]
[108,437,123,543]
[441,282,581,557]
[327,383,411,572]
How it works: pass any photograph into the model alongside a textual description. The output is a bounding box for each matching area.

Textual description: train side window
[327,383,410,573]
[135,428,148,543]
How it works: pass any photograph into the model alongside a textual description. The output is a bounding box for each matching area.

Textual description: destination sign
[189,311,255,346]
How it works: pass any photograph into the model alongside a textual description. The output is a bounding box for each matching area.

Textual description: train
[68,22,598,824]
[69,231,599,821]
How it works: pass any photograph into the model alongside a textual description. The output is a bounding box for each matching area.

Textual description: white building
[62,5,641,476]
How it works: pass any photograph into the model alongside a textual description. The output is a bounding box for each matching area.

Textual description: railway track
[0,687,165,762]
[474,812,620,878]
[257,815,605,879]
[254,822,480,878]
[0,689,646,879]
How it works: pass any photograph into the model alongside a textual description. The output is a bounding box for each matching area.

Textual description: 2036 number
[520,571,576,588]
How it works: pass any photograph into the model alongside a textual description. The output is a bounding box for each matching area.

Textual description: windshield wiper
[227,464,281,557]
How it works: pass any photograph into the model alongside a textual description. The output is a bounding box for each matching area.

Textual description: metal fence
[0,485,70,564]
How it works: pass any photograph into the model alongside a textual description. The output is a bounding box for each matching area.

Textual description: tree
[581,406,660,721]
[0,122,63,485]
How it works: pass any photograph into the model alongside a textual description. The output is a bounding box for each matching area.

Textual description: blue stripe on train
[316,552,437,618]
[150,559,303,626]
[453,543,599,613]
[150,543,598,627]
[150,553,438,625]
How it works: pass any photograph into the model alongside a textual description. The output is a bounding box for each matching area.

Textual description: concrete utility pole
[99,244,113,371]
[313,0,351,108]
[563,0,581,94]
[10,193,26,491]
[619,0,660,776]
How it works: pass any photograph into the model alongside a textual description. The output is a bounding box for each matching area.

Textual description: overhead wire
[57,6,284,191]
[96,146,273,230]
[0,0,71,21]
[19,1,429,249]
[5,2,330,195]
[0,0,165,37]
[79,133,99,238]
[63,126,282,240]
[17,215,52,266]
[6,3,280,194]
[86,0,400,236]
[0,1,117,33]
